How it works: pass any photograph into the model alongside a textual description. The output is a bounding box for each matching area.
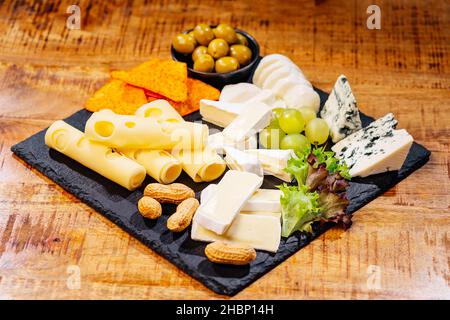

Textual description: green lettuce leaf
[278,184,320,237]
[317,191,352,229]
[284,156,309,186]
[310,146,351,179]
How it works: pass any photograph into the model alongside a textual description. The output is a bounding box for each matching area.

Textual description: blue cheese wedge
[320,75,362,143]
[332,113,413,177]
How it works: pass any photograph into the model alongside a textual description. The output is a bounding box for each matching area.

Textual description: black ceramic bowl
[171,27,260,89]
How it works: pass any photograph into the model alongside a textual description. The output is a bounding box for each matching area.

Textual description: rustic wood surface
[0,0,449,300]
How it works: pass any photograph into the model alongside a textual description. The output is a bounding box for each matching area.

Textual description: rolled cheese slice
[172,147,226,182]
[85,109,208,149]
[120,149,182,184]
[134,100,184,123]
[45,120,146,191]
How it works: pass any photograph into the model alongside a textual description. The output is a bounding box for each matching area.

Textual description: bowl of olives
[171,23,260,88]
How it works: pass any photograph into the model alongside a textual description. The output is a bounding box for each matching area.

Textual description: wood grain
[0,0,449,299]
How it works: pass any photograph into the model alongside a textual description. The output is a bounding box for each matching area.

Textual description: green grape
[272,108,285,119]
[259,128,286,149]
[305,118,329,145]
[278,109,305,134]
[298,107,316,125]
[280,133,310,152]
[267,118,281,129]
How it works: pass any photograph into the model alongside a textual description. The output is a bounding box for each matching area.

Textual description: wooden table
[0,0,448,300]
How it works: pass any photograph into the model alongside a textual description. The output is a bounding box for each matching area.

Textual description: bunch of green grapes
[259,107,330,152]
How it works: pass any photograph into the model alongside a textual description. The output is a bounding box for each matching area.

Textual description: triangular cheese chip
[85,79,147,114]
[147,78,220,116]
[112,59,188,102]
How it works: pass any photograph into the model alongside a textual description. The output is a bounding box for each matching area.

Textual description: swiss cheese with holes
[84,109,208,150]
[45,120,146,190]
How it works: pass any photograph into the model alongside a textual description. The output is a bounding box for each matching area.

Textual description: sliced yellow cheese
[172,147,226,183]
[134,100,184,123]
[120,149,181,184]
[84,109,208,150]
[45,120,146,191]
[191,214,281,252]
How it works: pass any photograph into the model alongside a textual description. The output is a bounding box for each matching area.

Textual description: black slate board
[11,87,431,296]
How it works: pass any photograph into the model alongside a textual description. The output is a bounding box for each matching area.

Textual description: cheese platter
[11,23,431,295]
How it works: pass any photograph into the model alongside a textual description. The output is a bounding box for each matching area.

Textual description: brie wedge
[201,184,281,213]
[224,146,263,176]
[222,102,272,144]
[195,170,263,234]
[191,214,281,252]
[245,149,295,182]
[200,100,247,127]
[207,131,257,155]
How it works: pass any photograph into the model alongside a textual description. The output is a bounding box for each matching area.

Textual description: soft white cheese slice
[253,60,285,87]
[283,85,321,112]
[207,131,257,155]
[220,83,263,103]
[220,83,282,110]
[195,170,263,235]
[191,214,281,252]
[245,149,295,182]
[222,102,272,144]
[269,74,312,97]
[253,54,304,86]
[224,146,263,176]
[261,66,306,91]
[199,100,247,128]
[200,184,281,213]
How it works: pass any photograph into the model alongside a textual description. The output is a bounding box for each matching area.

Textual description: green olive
[172,33,195,54]
[207,39,229,59]
[187,31,197,46]
[213,23,238,44]
[236,33,248,46]
[192,46,208,61]
[215,56,240,73]
[229,44,252,66]
[194,54,215,72]
[193,24,215,46]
